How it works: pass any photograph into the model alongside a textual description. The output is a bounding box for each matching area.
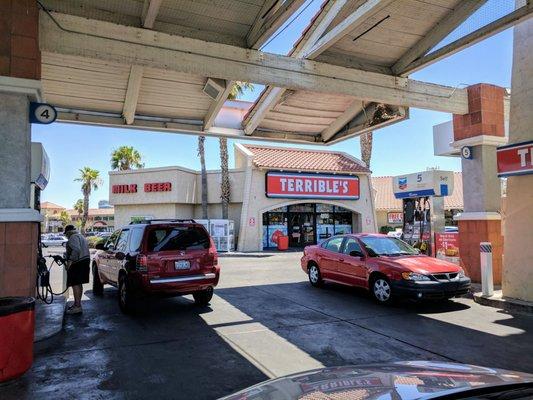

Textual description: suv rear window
[147,226,210,252]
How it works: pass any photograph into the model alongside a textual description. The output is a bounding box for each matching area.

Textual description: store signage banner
[387,212,403,224]
[113,182,172,194]
[112,184,137,194]
[393,170,454,199]
[266,172,359,199]
[497,140,533,177]
[435,232,460,265]
[144,182,172,192]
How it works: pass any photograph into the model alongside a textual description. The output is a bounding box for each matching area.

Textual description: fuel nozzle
[50,254,65,265]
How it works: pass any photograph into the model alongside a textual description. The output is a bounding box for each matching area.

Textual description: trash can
[277,235,289,251]
[0,297,35,382]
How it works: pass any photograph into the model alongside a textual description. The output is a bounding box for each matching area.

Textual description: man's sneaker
[66,305,82,315]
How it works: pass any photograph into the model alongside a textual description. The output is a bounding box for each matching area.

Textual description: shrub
[379,225,395,234]
[87,236,105,248]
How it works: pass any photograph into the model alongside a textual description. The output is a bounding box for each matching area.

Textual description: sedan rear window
[147,226,210,252]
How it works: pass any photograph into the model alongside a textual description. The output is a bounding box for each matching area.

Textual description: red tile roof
[372,173,464,211]
[41,201,65,210]
[66,208,114,217]
[243,144,370,174]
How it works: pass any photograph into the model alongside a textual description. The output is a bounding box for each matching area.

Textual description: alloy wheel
[309,265,319,284]
[373,278,391,302]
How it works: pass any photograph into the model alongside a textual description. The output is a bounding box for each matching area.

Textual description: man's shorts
[67,258,90,287]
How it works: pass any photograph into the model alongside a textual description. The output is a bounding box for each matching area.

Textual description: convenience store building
[109,144,377,251]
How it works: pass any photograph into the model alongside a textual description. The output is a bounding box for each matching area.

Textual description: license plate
[175,260,190,270]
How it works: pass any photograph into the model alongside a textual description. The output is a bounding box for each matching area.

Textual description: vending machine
[392,170,454,256]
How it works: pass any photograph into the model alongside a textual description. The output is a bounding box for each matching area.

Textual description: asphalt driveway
[2,252,532,399]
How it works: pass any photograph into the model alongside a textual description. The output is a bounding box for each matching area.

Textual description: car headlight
[402,272,431,281]
[457,269,466,279]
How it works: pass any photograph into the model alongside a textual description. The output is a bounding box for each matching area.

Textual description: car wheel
[193,287,214,306]
[118,274,134,313]
[371,276,393,304]
[92,263,104,296]
[308,264,323,287]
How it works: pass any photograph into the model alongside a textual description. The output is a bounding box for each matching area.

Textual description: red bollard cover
[277,236,289,251]
[0,297,35,382]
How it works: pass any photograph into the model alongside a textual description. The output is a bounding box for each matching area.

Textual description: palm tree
[228,81,254,100]
[74,199,84,216]
[360,131,373,169]
[59,210,71,228]
[198,136,208,219]
[111,146,144,171]
[213,82,253,220]
[219,137,230,219]
[75,167,102,233]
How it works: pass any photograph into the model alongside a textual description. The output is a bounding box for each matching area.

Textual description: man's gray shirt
[66,232,90,263]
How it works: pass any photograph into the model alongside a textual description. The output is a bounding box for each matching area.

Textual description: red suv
[301,234,470,304]
[93,220,219,313]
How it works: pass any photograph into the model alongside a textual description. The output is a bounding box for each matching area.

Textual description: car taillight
[209,239,218,265]
[136,254,148,272]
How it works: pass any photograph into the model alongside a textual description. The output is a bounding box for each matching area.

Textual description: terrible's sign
[497,140,533,177]
[266,172,359,200]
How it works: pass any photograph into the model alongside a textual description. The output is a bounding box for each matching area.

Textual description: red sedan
[301,234,470,304]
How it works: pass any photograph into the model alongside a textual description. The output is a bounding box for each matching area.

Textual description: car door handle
[337,258,344,262]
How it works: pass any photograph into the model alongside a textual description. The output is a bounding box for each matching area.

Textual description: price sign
[30,102,57,124]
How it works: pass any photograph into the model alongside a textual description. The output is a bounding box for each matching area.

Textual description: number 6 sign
[30,102,57,124]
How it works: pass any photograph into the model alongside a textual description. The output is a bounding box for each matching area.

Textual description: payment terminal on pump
[392,170,454,256]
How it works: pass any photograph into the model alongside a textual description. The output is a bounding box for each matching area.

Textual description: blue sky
[34,1,514,209]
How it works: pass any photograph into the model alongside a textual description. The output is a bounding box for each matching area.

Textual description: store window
[263,203,355,249]
[288,204,314,213]
[262,210,288,248]
[334,210,352,235]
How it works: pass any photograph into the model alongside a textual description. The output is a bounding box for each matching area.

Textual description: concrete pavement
[1,252,532,399]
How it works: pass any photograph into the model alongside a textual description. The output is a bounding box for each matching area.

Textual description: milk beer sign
[497,140,533,177]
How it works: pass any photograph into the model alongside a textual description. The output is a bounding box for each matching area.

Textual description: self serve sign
[497,141,533,177]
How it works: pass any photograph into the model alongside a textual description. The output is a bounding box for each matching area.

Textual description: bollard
[480,242,494,297]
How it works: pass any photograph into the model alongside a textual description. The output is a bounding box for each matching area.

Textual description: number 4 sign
[30,102,57,124]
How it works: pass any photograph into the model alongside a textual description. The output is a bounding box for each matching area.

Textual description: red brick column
[452,84,506,285]
[0,223,39,296]
[453,84,506,140]
[0,0,41,80]
[0,0,41,297]
[457,219,502,284]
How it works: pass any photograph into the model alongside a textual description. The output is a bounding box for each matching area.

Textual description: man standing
[64,225,90,314]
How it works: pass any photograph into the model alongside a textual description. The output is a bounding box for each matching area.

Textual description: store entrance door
[288,213,315,247]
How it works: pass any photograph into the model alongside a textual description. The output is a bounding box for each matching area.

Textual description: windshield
[359,236,417,256]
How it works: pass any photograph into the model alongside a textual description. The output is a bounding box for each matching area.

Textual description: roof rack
[129,219,197,225]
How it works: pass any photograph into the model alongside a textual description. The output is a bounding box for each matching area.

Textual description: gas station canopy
[37,0,530,144]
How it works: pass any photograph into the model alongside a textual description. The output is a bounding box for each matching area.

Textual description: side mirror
[349,250,364,258]
[115,252,126,260]
[95,242,105,250]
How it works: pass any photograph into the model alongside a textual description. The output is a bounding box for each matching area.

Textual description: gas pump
[31,143,67,303]
[392,170,454,256]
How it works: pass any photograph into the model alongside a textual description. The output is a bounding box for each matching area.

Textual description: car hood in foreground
[220,361,532,400]
[379,255,462,274]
